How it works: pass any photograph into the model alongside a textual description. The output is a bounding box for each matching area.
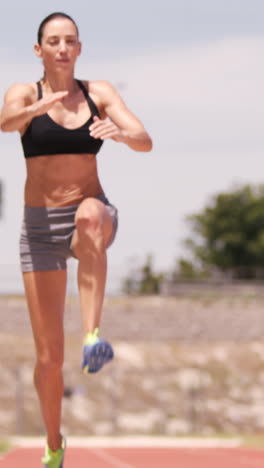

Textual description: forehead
[42,18,78,38]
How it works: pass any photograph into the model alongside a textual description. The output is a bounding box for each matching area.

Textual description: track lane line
[91,448,137,468]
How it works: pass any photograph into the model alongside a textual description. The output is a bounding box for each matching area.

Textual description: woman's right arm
[0,84,36,133]
[0,83,68,134]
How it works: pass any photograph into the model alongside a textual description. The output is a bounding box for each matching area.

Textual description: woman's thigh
[23,270,67,361]
[70,197,118,257]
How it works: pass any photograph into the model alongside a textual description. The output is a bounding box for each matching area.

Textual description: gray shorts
[19,194,118,273]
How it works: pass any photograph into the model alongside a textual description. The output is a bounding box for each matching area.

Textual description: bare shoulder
[80,79,120,118]
[82,79,119,101]
[88,80,118,99]
[3,82,37,105]
[88,79,115,92]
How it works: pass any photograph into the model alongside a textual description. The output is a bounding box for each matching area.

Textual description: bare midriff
[25,153,104,207]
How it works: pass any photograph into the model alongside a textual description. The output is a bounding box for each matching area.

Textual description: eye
[49,40,59,46]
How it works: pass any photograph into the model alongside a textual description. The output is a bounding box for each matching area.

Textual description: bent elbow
[143,137,153,152]
[0,118,16,133]
[148,138,153,152]
[0,124,8,132]
[0,117,9,132]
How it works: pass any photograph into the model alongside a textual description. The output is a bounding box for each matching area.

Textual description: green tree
[181,184,264,279]
[173,258,210,280]
[122,255,163,295]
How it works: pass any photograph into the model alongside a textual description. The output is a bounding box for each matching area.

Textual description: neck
[42,70,77,94]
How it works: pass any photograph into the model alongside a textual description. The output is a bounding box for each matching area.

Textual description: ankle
[47,434,63,452]
[84,328,99,346]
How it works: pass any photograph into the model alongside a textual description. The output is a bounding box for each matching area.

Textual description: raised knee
[75,203,104,244]
[77,212,102,233]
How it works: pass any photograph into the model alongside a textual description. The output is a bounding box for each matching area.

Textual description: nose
[58,40,67,52]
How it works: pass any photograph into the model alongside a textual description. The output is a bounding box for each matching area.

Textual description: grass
[0,439,12,454]
[241,434,264,448]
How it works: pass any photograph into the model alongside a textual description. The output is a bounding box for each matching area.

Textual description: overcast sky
[0,0,263,293]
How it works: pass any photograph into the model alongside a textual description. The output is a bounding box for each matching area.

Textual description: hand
[89,115,125,142]
[30,90,69,117]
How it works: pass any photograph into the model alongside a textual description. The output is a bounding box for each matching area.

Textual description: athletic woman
[0,12,152,468]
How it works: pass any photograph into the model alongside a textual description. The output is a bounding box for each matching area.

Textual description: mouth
[56,58,70,63]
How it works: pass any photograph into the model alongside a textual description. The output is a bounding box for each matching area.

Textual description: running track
[1,446,264,467]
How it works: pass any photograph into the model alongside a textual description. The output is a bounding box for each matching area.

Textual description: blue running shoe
[42,436,66,468]
[82,328,114,373]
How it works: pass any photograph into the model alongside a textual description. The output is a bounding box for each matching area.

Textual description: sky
[0,0,263,293]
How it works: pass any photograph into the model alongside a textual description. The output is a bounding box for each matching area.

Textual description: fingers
[89,117,113,136]
[45,90,69,105]
[54,90,69,100]
[33,91,69,116]
[89,118,122,141]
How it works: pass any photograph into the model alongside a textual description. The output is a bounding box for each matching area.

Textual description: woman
[0,11,152,468]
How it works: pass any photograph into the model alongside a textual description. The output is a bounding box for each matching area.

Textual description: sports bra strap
[36,80,100,116]
[36,81,42,100]
[76,80,100,117]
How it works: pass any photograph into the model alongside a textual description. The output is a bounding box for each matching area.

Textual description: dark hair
[37,12,79,45]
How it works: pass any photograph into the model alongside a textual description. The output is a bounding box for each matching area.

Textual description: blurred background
[0,0,264,444]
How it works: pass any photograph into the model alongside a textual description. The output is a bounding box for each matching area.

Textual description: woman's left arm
[89,81,153,152]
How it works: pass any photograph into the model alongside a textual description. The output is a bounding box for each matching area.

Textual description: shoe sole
[43,453,64,467]
[82,341,114,373]
[43,461,64,468]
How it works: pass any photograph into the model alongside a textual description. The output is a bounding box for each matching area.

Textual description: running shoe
[42,436,66,468]
[82,328,114,373]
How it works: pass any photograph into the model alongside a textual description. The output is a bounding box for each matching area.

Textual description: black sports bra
[21,80,104,158]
